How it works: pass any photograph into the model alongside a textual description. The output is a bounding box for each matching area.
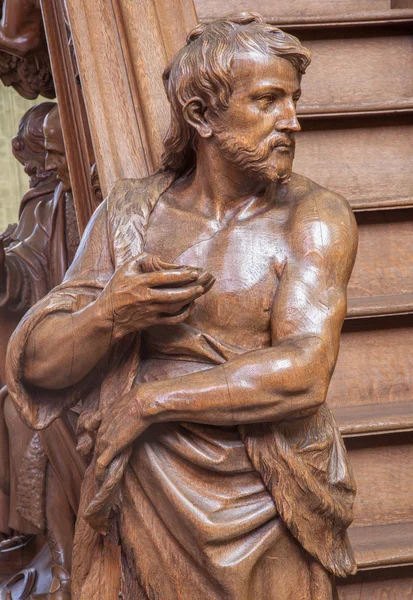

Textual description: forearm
[143,338,328,427]
[24,300,113,389]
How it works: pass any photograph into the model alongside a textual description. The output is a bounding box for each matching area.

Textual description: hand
[94,253,214,339]
[89,386,151,483]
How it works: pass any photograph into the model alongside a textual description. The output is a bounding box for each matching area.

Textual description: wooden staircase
[196,1,413,596]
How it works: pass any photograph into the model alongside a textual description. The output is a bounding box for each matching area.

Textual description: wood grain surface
[294,118,413,208]
[195,0,392,20]
[299,31,413,113]
[349,521,413,568]
[337,565,413,599]
[328,318,413,408]
[334,401,413,437]
[348,210,413,298]
[346,433,413,527]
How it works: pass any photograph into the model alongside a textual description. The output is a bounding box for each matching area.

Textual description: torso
[144,175,305,353]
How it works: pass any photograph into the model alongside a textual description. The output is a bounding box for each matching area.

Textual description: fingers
[150,284,206,304]
[161,303,193,325]
[95,450,113,483]
[139,269,200,288]
[80,411,102,433]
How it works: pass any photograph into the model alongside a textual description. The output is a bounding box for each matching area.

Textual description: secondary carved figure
[1,103,82,599]
[7,14,358,600]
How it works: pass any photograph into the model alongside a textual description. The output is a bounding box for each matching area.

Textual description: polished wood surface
[6,14,359,600]
[0,2,411,599]
[64,0,197,197]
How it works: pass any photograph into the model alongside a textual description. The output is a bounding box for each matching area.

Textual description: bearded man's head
[161,13,311,184]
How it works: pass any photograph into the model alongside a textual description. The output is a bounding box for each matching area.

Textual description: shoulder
[283,174,358,285]
[106,171,176,219]
[288,173,358,255]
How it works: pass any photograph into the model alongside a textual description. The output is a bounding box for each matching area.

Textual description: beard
[214,130,295,185]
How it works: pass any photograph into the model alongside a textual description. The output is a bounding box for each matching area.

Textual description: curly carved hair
[161,13,311,175]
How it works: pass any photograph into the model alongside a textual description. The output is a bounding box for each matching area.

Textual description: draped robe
[6,172,357,600]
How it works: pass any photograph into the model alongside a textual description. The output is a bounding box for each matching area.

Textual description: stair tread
[269,10,413,29]
[349,522,413,569]
[351,195,413,212]
[334,401,413,437]
[200,9,413,28]
[347,293,413,319]
[298,99,413,120]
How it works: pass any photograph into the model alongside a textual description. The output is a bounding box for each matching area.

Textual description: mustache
[270,135,295,149]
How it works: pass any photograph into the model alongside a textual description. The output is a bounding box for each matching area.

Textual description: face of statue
[43,107,71,192]
[210,51,301,185]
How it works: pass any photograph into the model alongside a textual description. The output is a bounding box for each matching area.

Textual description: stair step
[347,294,413,319]
[351,195,413,212]
[344,432,413,530]
[196,1,404,23]
[349,522,413,570]
[348,210,413,300]
[334,401,413,437]
[328,319,413,413]
[298,100,413,121]
[296,118,413,219]
[296,30,413,130]
[269,9,413,29]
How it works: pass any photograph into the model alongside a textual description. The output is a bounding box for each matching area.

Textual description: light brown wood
[349,522,413,569]
[195,0,392,20]
[346,434,413,527]
[299,32,413,115]
[347,293,413,319]
[294,119,413,209]
[334,401,413,437]
[337,567,413,599]
[64,0,197,197]
[6,16,359,597]
[349,210,413,299]
[40,0,97,234]
[328,320,413,408]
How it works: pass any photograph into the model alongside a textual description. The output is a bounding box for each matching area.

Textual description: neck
[188,140,269,221]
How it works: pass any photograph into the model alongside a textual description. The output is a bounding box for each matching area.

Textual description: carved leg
[1,394,39,554]
[32,463,75,599]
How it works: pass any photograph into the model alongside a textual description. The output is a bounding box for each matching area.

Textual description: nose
[276,100,301,133]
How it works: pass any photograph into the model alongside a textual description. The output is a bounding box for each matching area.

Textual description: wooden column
[40,0,97,234]
[64,0,198,198]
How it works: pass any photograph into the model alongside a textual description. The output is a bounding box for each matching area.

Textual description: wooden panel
[40,0,97,233]
[195,0,391,20]
[348,210,413,299]
[346,434,413,527]
[337,566,413,599]
[294,118,413,208]
[334,401,413,437]
[349,521,413,568]
[347,294,413,319]
[65,0,197,196]
[299,31,413,114]
[327,319,413,408]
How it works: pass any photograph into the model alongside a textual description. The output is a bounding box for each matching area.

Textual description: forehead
[230,50,301,96]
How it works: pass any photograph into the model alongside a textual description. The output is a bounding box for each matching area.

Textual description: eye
[256,94,277,108]
[293,94,301,105]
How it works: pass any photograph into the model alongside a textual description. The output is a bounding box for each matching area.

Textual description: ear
[182,97,212,138]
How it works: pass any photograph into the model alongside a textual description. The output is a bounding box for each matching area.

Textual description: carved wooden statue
[6,14,358,600]
[0,103,82,599]
[0,0,55,99]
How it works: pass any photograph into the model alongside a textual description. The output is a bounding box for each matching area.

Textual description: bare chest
[144,203,288,349]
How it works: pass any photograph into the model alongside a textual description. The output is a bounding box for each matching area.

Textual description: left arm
[95,193,358,479]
